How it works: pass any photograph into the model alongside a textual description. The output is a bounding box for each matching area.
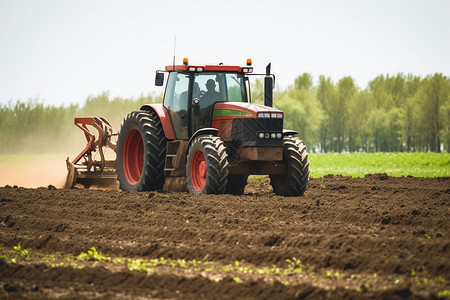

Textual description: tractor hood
[212,102,283,119]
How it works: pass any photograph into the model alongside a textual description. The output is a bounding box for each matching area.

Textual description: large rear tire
[270,137,309,196]
[116,110,166,191]
[187,136,229,194]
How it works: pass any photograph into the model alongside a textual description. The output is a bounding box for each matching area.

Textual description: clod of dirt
[263,234,283,247]
[1,215,15,228]
[365,173,390,180]
[393,288,411,298]
[381,217,391,225]
[330,185,346,190]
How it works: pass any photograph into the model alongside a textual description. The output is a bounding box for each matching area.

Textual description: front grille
[231,118,283,147]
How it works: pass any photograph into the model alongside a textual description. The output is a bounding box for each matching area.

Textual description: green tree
[317,76,337,152]
[276,75,323,149]
[419,74,450,152]
[294,73,313,92]
[336,77,356,152]
[348,90,371,152]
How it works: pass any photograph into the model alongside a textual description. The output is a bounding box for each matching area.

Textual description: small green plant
[285,257,304,274]
[43,254,57,261]
[222,264,234,272]
[112,257,127,264]
[72,264,84,269]
[128,259,154,274]
[0,243,30,263]
[51,262,64,268]
[77,247,110,262]
[438,290,450,298]
[172,259,188,268]
[421,276,446,288]
[233,277,243,283]
[13,244,29,259]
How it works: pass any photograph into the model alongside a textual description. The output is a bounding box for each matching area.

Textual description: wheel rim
[122,128,144,185]
[191,149,207,191]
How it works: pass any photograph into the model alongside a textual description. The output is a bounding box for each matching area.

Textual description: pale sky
[0,0,449,106]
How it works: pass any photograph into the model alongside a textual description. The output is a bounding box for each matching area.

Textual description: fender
[188,128,219,150]
[283,129,298,136]
[140,104,176,140]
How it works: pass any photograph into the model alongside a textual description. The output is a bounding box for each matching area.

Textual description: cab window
[164,72,190,139]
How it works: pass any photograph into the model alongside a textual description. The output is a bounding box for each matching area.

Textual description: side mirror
[155,72,164,86]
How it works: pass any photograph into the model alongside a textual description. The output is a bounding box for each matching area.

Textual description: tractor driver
[201,79,221,104]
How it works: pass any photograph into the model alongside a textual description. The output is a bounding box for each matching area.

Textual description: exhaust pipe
[264,63,274,107]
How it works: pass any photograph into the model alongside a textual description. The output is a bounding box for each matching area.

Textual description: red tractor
[65,59,309,196]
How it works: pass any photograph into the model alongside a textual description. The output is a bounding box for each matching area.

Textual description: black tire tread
[270,137,309,196]
[116,110,166,191]
[187,136,229,194]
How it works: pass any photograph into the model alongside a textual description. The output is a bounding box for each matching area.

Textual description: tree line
[252,73,449,153]
[0,93,162,154]
[0,73,449,154]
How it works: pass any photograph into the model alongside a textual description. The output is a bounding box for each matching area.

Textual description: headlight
[258,112,283,118]
[188,67,204,72]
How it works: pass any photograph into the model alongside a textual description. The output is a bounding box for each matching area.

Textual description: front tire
[116,110,166,191]
[187,136,229,194]
[270,137,309,196]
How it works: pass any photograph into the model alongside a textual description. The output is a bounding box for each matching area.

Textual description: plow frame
[65,117,117,188]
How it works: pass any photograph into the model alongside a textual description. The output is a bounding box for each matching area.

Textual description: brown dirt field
[0,175,449,299]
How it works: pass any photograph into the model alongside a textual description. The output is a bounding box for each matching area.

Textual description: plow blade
[65,117,117,189]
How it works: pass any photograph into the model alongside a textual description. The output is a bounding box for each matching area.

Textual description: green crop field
[309,152,450,178]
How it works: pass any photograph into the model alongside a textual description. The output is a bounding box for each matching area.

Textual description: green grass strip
[309,152,450,178]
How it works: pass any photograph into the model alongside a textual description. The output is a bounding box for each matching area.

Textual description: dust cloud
[0,155,68,188]
[0,115,119,189]
[0,153,119,189]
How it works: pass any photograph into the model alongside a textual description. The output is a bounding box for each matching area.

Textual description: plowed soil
[1,175,449,299]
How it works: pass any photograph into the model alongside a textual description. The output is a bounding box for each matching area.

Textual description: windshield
[194,72,247,107]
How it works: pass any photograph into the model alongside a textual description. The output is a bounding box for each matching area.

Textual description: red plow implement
[64,117,117,188]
